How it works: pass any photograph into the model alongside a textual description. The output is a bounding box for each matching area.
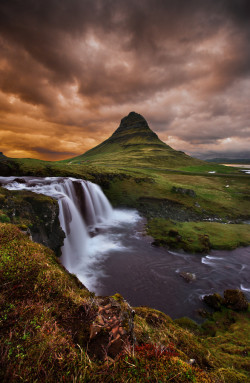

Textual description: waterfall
[0,176,116,289]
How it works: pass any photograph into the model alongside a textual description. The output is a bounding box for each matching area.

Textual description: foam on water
[206,255,224,260]
[0,176,139,291]
[1,176,250,319]
[240,284,250,292]
[201,257,216,266]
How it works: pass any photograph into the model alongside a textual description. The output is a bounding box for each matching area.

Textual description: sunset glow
[0,0,249,160]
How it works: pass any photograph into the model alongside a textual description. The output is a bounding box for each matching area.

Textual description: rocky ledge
[0,186,65,255]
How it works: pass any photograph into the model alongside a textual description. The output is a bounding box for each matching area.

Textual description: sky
[0,0,250,161]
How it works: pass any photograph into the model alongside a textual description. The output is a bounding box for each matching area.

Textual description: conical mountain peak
[111,111,158,140]
[69,112,200,168]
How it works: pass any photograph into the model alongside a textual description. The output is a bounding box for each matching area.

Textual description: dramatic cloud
[0,0,249,160]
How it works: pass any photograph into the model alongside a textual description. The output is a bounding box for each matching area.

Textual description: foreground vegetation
[1,223,249,382]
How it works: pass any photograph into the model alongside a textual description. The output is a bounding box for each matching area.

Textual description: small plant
[134,343,178,359]
[0,214,10,223]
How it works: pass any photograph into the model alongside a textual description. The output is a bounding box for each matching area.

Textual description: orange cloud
[0,0,249,160]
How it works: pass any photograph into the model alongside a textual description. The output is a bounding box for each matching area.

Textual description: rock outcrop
[203,289,249,312]
[223,289,249,311]
[89,294,135,360]
[110,111,162,145]
[172,186,196,198]
[0,187,65,255]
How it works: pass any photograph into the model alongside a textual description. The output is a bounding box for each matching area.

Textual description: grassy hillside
[1,112,250,252]
[65,112,204,169]
[1,223,249,382]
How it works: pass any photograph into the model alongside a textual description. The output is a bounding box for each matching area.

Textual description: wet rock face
[0,188,65,256]
[89,294,135,360]
[30,197,65,256]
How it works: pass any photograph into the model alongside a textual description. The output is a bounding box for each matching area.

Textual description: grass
[1,222,249,382]
[147,219,250,253]
[1,149,250,252]
[178,164,240,174]
[202,308,250,381]
[0,223,97,382]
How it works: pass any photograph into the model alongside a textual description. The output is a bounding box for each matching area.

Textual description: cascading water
[1,175,249,320]
[0,176,129,290]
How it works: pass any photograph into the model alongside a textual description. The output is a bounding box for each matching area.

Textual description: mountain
[68,112,202,168]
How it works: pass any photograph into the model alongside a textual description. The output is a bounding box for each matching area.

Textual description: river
[1,176,249,321]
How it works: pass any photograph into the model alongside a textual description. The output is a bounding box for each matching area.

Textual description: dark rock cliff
[0,187,65,255]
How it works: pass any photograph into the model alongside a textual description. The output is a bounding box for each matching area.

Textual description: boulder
[223,289,248,311]
[203,293,224,310]
[179,272,196,283]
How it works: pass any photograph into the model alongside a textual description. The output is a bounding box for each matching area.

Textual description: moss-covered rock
[223,289,249,311]
[203,293,224,310]
[0,187,65,255]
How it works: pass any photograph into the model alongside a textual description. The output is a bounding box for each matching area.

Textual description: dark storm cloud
[0,0,249,159]
[32,147,76,158]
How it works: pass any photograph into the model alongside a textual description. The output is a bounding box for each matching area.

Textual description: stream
[1,176,249,321]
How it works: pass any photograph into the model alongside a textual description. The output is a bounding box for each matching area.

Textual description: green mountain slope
[67,112,203,168]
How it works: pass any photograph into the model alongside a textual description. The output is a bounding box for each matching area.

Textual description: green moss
[218,368,248,383]
[174,317,200,333]
[0,214,10,223]
[202,308,250,378]
[112,293,124,303]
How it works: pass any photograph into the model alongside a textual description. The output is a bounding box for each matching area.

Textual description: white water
[0,176,140,291]
[1,176,250,320]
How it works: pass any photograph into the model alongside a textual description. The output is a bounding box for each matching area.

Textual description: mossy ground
[202,308,250,381]
[1,223,249,382]
[0,186,57,228]
[147,218,250,253]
